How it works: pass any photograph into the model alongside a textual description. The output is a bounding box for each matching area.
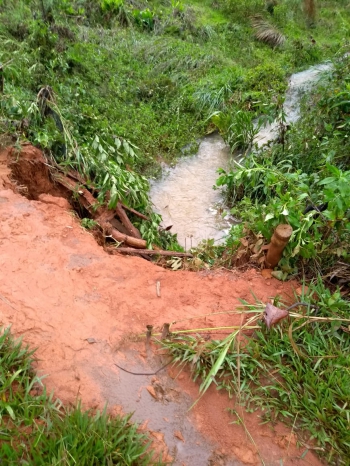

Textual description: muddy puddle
[150,133,235,250]
[90,347,242,465]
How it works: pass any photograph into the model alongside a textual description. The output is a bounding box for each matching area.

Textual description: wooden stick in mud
[64,173,149,222]
[115,201,142,239]
[115,248,193,258]
[53,173,104,216]
[53,173,156,250]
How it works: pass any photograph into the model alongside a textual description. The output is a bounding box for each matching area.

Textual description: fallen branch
[54,173,148,248]
[121,202,150,221]
[66,169,91,186]
[115,248,193,258]
[61,170,149,223]
[53,173,104,216]
[100,222,148,248]
[116,201,142,239]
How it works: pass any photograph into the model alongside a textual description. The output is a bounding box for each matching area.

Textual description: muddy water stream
[150,133,233,249]
[255,62,332,146]
[150,62,332,249]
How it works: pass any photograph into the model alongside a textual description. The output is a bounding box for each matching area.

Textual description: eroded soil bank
[0,143,324,465]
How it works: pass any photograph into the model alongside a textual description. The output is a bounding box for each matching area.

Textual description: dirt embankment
[0,143,324,466]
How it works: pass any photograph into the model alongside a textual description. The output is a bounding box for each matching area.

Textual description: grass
[1,0,349,167]
[159,278,350,465]
[0,327,163,465]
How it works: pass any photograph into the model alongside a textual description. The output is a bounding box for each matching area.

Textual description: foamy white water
[255,62,332,146]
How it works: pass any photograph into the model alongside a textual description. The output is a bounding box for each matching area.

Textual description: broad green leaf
[319,177,336,185]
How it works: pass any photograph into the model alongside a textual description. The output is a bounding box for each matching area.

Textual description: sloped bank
[0,143,324,465]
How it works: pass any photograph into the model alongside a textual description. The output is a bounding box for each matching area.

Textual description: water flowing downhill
[150,133,233,249]
[254,62,332,146]
[150,62,333,249]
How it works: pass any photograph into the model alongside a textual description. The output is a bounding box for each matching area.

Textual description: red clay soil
[0,144,324,466]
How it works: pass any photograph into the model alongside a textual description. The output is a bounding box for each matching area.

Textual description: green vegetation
[0,327,162,464]
[0,0,349,255]
[0,5,347,166]
[217,54,350,279]
[1,1,350,464]
[81,217,99,229]
[161,280,350,464]
[0,0,349,254]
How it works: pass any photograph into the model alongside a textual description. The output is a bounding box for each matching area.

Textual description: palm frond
[251,15,285,48]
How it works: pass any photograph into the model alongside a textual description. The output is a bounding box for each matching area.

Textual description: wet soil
[0,143,325,465]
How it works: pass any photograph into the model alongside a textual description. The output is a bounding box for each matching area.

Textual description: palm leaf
[251,15,285,47]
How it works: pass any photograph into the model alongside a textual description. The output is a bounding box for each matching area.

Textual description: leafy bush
[244,62,287,94]
[221,0,265,19]
[133,8,156,31]
[216,55,350,276]
[100,0,132,27]
[211,109,260,151]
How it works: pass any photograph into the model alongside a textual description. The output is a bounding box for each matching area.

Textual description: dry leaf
[240,237,249,247]
[253,238,264,254]
[261,269,273,279]
[263,303,289,329]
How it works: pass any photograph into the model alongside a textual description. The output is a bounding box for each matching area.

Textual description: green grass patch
[1,0,349,164]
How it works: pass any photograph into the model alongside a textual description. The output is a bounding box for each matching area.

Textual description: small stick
[115,201,142,239]
[0,294,18,311]
[114,360,173,376]
[145,325,153,353]
[146,325,153,343]
[156,280,161,297]
[121,202,150,221]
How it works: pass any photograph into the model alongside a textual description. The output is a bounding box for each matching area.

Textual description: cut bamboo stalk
[266,224,293,268]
